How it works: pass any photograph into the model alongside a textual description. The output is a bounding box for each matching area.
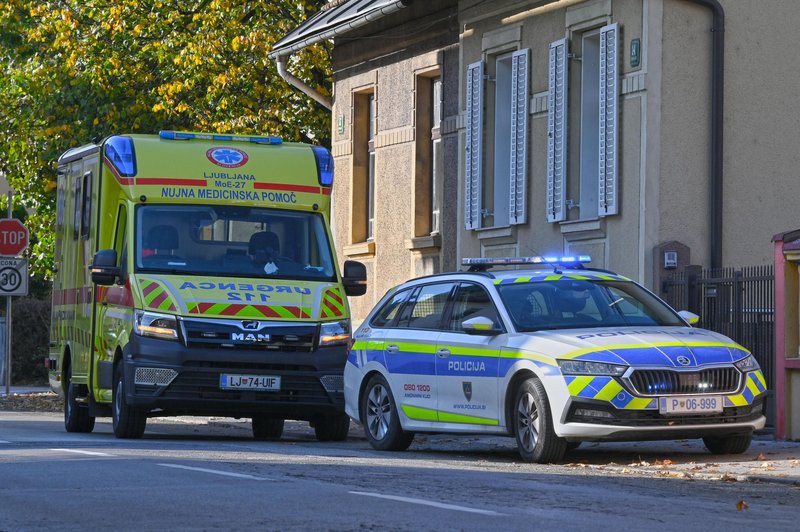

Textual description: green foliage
[10,296,50,384]
[0,0,332,278]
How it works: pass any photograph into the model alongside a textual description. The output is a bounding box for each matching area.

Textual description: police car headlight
[734,355,760,372]
[319,320,351,347]
[558,360,627,376]
[134,310,179,341]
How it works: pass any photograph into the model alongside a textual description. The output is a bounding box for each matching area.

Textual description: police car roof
[400,264,629,286]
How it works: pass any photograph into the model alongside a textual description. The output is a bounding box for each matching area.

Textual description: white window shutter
[547,38,568,223]
[509,49,529,226]
[465,61,484,230]
[599,23,619,216]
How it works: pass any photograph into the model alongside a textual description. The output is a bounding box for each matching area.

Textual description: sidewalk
[0,386,53,396]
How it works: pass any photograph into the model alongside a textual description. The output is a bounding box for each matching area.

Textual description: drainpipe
[269,0,413,112]
[685,0,724,270]
[275,56,332,110]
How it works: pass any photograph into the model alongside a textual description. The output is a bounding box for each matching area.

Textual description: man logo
[462,382,472,402]
[676,355,692,366]
[242,320,260,330]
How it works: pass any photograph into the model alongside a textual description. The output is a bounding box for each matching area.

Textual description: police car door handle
[437,348,451,358]
[386,344,400,354]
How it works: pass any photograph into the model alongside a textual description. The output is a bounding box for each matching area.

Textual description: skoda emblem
[242,320,260,330]
[676,355,692,366]
[462,382,472,402]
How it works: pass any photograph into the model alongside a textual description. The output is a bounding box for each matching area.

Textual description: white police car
[344,257,767,463]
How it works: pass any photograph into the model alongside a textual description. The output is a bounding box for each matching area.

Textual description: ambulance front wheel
[64,364,95,433]
[361,374,414,451]
[313,413,350,442]
[252,416,284,440]
[514,377,566,464]
[112,364,147,439]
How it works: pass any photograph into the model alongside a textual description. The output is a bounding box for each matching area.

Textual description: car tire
[361,374,414,451]
[703,432,753,455]
[252,416,284,440]
[112,364,147,439]
[514,377,566,464]
[313,414,350,442]
[64,365,95,433]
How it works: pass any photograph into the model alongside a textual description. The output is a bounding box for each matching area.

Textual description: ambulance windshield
[135,205,336,281]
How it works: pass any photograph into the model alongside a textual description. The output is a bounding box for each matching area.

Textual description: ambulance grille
[627,367,741,396]
[181,319,316,352]
[135,367,178,386]
[319,375,344,393]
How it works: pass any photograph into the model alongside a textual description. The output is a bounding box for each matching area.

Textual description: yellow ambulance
[49,131,367,439]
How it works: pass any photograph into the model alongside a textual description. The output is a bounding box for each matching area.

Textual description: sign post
[0,187,28,396]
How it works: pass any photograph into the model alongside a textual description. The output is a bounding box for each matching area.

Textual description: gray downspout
[685,0,724,270]
[275,56,332,110]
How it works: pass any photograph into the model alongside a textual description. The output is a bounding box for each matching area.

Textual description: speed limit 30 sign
[0,258,28,296]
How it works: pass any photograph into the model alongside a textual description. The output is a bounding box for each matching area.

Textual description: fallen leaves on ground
[0,392,62,412]
[736,500,749,511]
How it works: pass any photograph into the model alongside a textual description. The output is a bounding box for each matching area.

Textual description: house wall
[331,1,460,322]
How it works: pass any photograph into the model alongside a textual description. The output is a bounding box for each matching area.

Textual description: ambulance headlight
[734,355,760,372]
[134,311,179,341]
[558,360,628,376]
[319,320,350,347]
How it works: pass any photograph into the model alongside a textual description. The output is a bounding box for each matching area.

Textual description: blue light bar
[159,130,283,145]
[462,256,591,270]
[312,146,334,186]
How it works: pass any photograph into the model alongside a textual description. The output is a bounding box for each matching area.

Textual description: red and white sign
[0,219,28,256]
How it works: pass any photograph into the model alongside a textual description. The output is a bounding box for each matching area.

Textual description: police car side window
[370,289,411,328]
[395,282,455,330]
[448,283,500,332]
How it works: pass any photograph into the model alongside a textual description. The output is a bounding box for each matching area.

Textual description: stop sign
[0,219,28,256]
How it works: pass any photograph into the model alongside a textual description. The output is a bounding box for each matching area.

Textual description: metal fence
[660,265,775,428]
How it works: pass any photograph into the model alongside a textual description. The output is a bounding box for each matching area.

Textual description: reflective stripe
[403,405,498,425]
[559,341,748,361]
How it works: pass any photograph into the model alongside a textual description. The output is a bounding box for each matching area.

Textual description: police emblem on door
[462,382,472,402]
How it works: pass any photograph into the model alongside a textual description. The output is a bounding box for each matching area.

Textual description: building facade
[274,0,800,322]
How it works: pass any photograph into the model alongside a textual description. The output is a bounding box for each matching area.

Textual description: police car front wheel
[514,377,566,464]
[361,374,414,451]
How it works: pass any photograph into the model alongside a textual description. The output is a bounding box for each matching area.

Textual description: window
[370,289,412,328]
[80,171,92,240]
[448,283,500,332]
[352,89,376,244]
[414,73,442,237]
[396,282,455,330]
[72,172,82,241]
[465,49,529,230]
[547,23,618,222]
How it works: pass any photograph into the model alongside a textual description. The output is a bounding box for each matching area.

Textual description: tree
[0,0,331,277]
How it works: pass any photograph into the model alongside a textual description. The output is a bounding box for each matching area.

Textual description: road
[1,412,798,531]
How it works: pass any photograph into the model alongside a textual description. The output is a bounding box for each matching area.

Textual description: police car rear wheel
[514,377,566,464]
[252,416,284,440]
[362,375,414,451]
[703,432,752,455]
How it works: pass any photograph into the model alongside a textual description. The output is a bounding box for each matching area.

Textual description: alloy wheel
[516,391,540,453]
[366,384,391,440]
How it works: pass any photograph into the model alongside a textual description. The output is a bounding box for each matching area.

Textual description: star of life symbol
[206,147,249,168]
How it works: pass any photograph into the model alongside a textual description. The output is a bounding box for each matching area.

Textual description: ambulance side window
[73,173,82,240]
[80,171,92,240]
[114,206,128,276]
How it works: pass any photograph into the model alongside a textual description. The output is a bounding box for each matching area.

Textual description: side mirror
[462,316,502,336]
[91,249,120,286]
[678,310,700,325]
[342,260,368,296]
